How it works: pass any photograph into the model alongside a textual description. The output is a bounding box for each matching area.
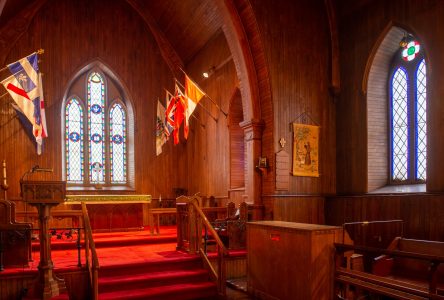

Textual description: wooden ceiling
[0,0,222,66]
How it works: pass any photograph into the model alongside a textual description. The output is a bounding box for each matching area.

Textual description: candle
[2,160,5,180]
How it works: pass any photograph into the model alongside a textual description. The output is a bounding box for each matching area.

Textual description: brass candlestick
[1,160,8,200]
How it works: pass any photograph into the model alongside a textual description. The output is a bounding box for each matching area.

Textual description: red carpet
[4,226,218,299]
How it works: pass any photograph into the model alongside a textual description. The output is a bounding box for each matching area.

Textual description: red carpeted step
[99,269,210,292]
[49,293,70,300]
[33,235,177,251]
[98,281,217,300]
[98,256,202,277]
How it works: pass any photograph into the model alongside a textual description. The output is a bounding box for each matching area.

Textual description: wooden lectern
[21,180,67,300]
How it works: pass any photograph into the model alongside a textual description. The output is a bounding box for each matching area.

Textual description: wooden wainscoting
[326,193,444,242]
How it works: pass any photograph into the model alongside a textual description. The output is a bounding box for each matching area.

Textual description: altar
[65,195,151,231]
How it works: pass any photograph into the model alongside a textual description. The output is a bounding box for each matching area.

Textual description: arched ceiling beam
[125,0,184,79]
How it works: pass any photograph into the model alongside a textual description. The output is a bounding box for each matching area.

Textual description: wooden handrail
[181,195,227,297]
[190,200,228,256]
[81,202,99,300]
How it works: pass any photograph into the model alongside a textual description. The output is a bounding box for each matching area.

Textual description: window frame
[388,45,426,185]
[63,68,130,189]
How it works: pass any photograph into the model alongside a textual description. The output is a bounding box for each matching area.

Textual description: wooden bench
[373,238,444,293]
[148,208,177,235]
[335,240,444,300]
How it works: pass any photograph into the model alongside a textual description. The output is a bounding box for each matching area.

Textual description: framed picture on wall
[292,123,319,177]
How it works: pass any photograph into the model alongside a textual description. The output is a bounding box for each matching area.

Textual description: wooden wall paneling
[270,195,325,224]
[183,31,238,198]
[228,89,245,189]
[250,0,335,195]
[326,194,444,242]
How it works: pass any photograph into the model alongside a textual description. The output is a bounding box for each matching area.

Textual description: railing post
[188,202,197,254]
[77,228,82,267]
[428,261,439,294]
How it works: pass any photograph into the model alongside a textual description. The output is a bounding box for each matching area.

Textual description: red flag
[173,84,185,145]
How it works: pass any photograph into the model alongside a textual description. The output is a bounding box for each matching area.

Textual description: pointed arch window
[389,38,427,183]
[63,68,132,188]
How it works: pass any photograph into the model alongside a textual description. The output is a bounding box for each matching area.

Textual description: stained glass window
[391,68,409,181]
[389,38,426,183]
[110,103,127,183]
[64,68,130,187]
[416,59,427,180]
[65,98,84,183]
[88,72,105,183]
[402,41,420,62]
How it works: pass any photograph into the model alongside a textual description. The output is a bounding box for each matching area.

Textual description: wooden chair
[0,199,32,269]
[213,202,247,249]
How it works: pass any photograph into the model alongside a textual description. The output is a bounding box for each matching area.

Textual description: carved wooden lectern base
[21,181,67,300]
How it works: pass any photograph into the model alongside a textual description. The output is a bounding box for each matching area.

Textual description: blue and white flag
[1,52,47,154]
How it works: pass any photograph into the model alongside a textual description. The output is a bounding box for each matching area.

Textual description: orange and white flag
[184,75,205,139]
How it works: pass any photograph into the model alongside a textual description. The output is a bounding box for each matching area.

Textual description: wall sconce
[256,156,269,174]
[202,66,216,79]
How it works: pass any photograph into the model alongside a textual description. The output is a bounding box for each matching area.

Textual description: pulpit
[21,180,67,300]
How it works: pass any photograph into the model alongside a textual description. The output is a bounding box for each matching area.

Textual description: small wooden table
[147,208,177,235]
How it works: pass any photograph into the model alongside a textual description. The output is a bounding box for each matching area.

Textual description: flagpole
[173,81,219,123]
[191,113,205,128]
[177,69,228,118]
[0,49,45,74]
[0,92,9,99]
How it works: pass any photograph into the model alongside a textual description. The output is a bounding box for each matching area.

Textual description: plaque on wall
[275,150,290,190]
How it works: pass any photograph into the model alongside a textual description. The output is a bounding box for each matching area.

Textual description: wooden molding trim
[324,0,341,96]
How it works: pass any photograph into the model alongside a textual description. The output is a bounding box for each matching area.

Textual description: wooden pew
[373,238,444,294]
[335,240,444,300]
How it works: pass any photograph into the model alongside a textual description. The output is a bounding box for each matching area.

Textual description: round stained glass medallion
[91,133,102,143]
[69,132,80,142]
[112,134,123,144]
[91,104,102,114]
[402,41,420,62]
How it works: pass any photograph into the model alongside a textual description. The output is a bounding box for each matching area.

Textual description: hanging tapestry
[292,123,319,177]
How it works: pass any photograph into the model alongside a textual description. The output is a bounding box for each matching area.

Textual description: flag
[173,84,185,145]
[184,75,205,139]
[156,99,167,156]
[165,89,176,138]
[1,52,47,154]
